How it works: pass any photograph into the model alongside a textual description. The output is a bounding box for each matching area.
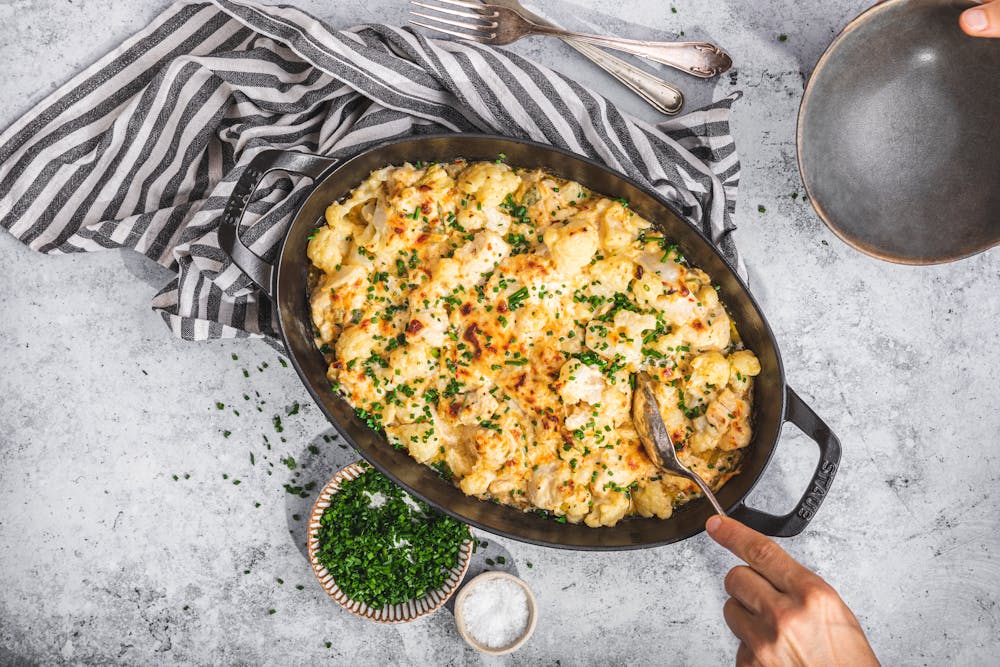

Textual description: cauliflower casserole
[307,159,761,527]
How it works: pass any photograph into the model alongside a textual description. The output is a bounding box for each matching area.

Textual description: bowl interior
[454,571,538,655]
[798,0,1000,263]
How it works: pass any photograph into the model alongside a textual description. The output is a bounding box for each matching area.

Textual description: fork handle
[562,38,684,115]
[532,24,732,79]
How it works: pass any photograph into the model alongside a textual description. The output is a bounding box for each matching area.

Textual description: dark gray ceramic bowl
[798,0,1000,264]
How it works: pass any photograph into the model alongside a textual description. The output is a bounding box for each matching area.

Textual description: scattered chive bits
[313,465,471,608]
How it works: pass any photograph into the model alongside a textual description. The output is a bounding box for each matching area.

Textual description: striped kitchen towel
[0,0,741,342]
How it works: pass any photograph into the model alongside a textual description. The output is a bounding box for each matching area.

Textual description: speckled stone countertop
[1,1,998,665]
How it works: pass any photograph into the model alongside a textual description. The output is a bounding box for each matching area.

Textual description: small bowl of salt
[454,571,537,655]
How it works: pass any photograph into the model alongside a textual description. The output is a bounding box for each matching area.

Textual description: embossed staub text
[797,459,837,521]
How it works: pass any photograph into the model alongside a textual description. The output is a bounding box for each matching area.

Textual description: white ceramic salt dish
[453,571,538,655]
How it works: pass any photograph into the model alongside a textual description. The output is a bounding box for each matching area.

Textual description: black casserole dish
[219,135,840,550]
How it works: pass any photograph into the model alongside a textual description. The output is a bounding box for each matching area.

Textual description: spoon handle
[530,24,732,78]
[688,473,726,516]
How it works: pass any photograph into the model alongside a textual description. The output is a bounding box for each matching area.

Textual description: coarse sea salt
[460,578,530,649]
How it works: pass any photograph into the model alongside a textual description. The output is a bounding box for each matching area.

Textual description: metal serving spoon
[632,371,726,515]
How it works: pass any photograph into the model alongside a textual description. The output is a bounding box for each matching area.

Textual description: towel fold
[0,0,741,341]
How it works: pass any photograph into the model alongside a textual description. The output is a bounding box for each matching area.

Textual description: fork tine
[427,0,485,8]
[409,20,489,42]
[409,1,486,21]
[409,11,495,33]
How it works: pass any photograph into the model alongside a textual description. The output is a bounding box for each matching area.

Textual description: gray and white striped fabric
[0,0,742,342]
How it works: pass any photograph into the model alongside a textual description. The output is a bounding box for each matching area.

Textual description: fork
[487,0,683,115]
[409,0,732,79]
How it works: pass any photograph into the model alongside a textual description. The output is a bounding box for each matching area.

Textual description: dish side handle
[729,387,842,537]
[218,149,339,298]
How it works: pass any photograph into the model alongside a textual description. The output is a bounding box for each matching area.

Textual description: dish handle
[218,149,339,297]
[729,386,841,537]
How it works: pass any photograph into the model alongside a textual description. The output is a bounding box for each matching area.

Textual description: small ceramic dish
[454,571,538,655]
[307,462,474,623]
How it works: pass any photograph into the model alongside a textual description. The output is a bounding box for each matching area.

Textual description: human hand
[960,1,1000,37]
[705,515,880,667]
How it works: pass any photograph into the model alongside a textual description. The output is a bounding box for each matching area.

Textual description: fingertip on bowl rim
[453,571,538,655]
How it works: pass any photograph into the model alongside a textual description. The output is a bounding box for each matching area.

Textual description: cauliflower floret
[451,386,500,426]
[414,163,454,191]
[335,323,378,365]
[470,414,519,470]
[405,307,449,347]
[324,167,389,223]
[600,382,633,426]
[456,204,513,235]
[697,283,721,309]
[457,162,520,208]
[614,309,657,336]
[719,419,753,450]
[636,252,683,286]
[705,388,750,433]
[385,423,440,463]
[453,231,510,279]
[460,469,497,496]
[584,491,630,527]
[585,309,656,367]
[687,423,724,453]
[587,255,635,296]
[679,318,731,353]
[306,226,351,275]
[633,480,677,519]
[564,405,592,431]
[630,272,700,324]
[659,291,702,326]
[557,359,606,405]
[729,350,762,394]
[596,198,638,251]
[527,462,570,511]
[387,341,437,385]
[544,217,599,276]
[405,258,464,347]
[444,439,478,477]
[686,351,730,406]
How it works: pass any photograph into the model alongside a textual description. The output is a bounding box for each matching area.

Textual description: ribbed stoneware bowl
[307,462,474,623]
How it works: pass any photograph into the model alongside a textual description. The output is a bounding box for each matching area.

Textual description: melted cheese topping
[308,160,761,527]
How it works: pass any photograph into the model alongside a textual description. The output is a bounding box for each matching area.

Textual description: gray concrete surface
[2,0,999,665]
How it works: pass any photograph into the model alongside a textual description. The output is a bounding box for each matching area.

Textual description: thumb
[961,1,1000,37]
